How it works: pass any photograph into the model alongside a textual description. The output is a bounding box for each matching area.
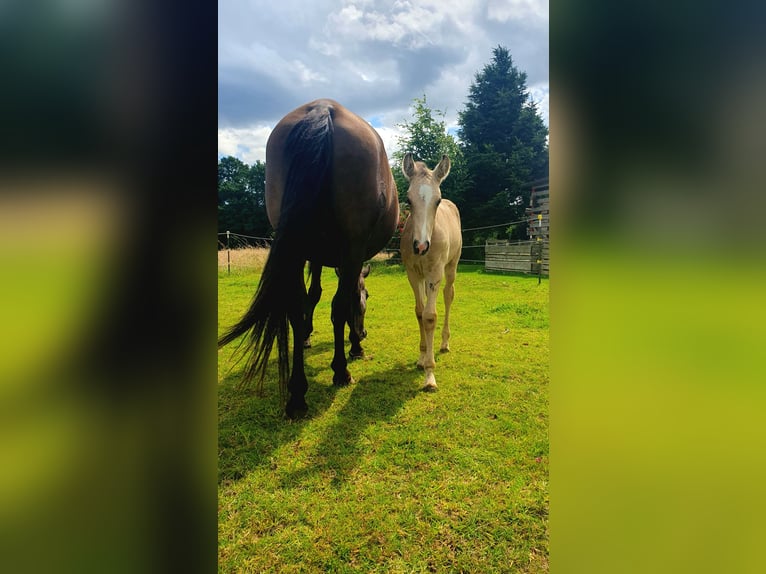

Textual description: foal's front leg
[420,276,441,391]
[406,272,427,369]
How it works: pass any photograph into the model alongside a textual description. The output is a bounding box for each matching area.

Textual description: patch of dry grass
[218,246,398,274]
[217,247,270,273]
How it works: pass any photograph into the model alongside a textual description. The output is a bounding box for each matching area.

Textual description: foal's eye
[365,290,370,299]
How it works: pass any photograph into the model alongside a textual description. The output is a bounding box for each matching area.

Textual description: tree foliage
[217,156,270,243]
[458,45,549,242]
[391,95,468,207]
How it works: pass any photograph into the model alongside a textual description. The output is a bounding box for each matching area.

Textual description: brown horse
[400,153,462,391]
[218,99,399,417]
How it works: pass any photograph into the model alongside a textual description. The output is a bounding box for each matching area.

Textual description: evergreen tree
[458,46,548,242]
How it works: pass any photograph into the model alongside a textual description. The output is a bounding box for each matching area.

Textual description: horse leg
[440,259,457,353]
[303,261,322,348]
[286,273,309,418]
[406,271,427,369]
[421,275,440,391]
[330,262,362,386]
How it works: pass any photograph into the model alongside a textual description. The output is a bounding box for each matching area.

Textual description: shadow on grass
[278,363,420,490]
[300,339,334,355]
[218,357,338,484]
[219,354,420,487]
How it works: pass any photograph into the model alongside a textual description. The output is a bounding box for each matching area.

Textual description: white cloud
[218,0,549,163]
[219,41,327,87]
[324,0,451,50]
[218,125,274,164]
[373,123,408,159]
[217,120,409,166]
[486,0,548,22]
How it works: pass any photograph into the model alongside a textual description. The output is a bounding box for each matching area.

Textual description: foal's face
[402,153,451,256]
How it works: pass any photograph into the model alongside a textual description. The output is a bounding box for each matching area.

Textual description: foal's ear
[361,264,371,278]
[402,152,415,181]
[433,154,451,183]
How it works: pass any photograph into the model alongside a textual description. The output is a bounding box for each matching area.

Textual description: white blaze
[418,183,433,241]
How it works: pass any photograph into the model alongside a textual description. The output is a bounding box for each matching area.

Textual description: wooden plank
[486,248,529,256]
[486,262,532,272]
[486,254,533,261]
[485,246,549,254]
[484,238,549,276]
[485,257,549,264]
[485,255,549,263]
[485,265,549,276]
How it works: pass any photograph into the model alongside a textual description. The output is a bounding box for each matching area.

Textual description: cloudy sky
[218,0,548,165]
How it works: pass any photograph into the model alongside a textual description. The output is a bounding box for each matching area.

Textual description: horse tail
[218,104,334,397]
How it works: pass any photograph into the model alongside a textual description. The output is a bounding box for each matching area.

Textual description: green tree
[458,46,548,242]
[218,156,271,243]
[391,95,468,207]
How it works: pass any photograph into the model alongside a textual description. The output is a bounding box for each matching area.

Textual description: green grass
[218,259,549,572]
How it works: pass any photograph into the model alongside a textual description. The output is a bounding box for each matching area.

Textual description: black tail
[218,104,334,397]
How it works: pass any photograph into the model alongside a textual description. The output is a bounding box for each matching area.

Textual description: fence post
[226,230,230,275]
[531,238,543,284]
[537,237,542,284]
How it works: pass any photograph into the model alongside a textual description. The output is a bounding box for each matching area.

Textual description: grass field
[218,250,549,572]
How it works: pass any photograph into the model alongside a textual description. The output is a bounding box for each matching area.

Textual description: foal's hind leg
[440,258,458,353]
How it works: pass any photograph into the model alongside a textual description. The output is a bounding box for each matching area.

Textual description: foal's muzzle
[413,240,430,255]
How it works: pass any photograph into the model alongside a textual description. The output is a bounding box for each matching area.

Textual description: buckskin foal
[400,153,462,391]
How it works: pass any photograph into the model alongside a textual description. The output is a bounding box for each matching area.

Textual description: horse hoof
[285,398,308,419]
[333,371,355,387]
[422,382,438,392]
[440,346,450,353]
[348,351,364,361]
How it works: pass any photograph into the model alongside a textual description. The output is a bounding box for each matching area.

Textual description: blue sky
[218,0,548,164]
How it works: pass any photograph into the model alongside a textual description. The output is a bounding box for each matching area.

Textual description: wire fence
[217,231,273,250]
[218,218,549,276]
